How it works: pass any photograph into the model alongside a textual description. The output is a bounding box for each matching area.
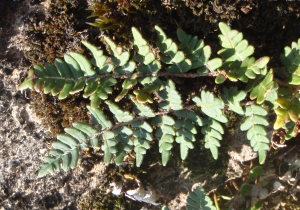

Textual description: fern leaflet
[177,28,222,73]
[192,90,228,123]
[201,118,224,160]
[240,105,269,164]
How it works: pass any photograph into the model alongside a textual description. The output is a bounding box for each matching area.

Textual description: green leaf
[177,28,192,43]
[130,95,155,117]
[186,186,216,210]
[159,134,174,166]
[114,130,132,165]
[240,183,252,196]
[43,63,65,96]
[137,60,161,73]
[70,52,95,76]
[280,39,300,84]
[73,122,99,147]
[101,131,117,164]
[131,123,152,167]
[83,77,98,98]
[249,166,264,180]
[167,59,192,73]
[38,119,100,177]
[152,115,176,166]
[87,106,112,129]
[174,118,197,160]
[54,58,75,99]
[133,90,153,103]
[250,69,275,104]
[89,77,117,108]
[161,205,170,210]
[159,80,183,110]
[206,58,222,72]
[57,134,78,147]
[240,105,269,164]
[19,69,35,90]
[82,41,107,68]
[222,87,246,115]
[115,73,138,102]
[218,22,258,82]
[201,119,223,159]
[105,101,133,122]
[114,61,136,74]
[215,74,226,84]
[64,54,85,94]
[218,22,231,37]
[104,36,130,66]
[64,128,87,148]
[192,90,228,123]
[38,163,55,178]
[274,97,300,129]
[132,27,147,46]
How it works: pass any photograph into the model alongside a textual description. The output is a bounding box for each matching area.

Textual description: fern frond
[186,186,216,210]
[174,111,199,160]
[38,122,99,177]
[201,118,224,160]
[114,127,133,164]
[177,28,222,73]
[130,120,153,167]
[192,90,228,123]
[63,54,86,94]
[159,80,183,111]
[218,22,254,62]
[152,115,176,166]
[19,43,118,108]
[240,105,269,164]
[217,22,269,83]
[155,26,192,73]
[280,38,300,85]
[132,27,160,69]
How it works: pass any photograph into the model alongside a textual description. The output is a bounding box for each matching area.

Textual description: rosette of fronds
[20,22,300,178]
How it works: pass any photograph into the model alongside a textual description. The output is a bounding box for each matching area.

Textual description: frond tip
[38,122,99,178]
[240,105,269,164]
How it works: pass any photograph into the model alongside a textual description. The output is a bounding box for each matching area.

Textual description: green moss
[24,0,90,64]
[30,92,89,138]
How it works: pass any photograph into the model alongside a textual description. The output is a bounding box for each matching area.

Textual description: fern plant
[19,22,300,177]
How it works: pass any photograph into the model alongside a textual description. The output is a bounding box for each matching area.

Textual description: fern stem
[86,104,197,143]
[39,71,219,82]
